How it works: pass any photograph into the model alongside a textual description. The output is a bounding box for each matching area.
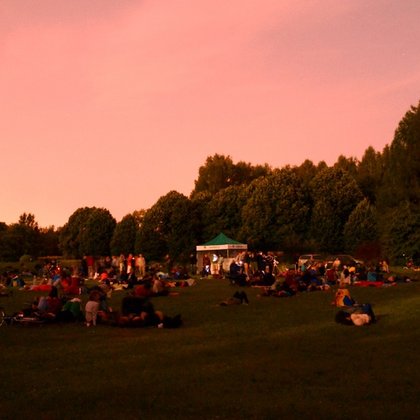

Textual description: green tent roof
[202,233,243,246]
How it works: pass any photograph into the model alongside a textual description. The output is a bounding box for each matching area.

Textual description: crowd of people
[0,255,187,328]
[2,280,182,329]
[222,252,412,293]
[1,251,416,329]
[215,251,414,327]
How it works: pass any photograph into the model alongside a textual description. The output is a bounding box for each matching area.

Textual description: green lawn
[1,278,420,419]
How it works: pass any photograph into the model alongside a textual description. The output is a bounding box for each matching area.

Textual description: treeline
[1,102,419,264]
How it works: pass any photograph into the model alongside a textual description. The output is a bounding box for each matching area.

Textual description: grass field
[1,277,420,419]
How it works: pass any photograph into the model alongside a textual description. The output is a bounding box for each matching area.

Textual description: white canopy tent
[196,233,247,274]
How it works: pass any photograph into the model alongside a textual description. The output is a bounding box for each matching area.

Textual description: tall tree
[343,198,379,254]
[192,154,236,196]
[38,226,60,257]
[59,207,116,258]
[79,208,116,257]
[356,146,383,203]
[18,213,39,230]
[294,159,319,187]
[132,209,146,228]
[110,214,138,256]
[60,208,93,257]
[136,191,197,263]
[378,101,420,207]
[333,155,359,179]
[310,167,363,251]
[191,154,270,197]
[201,184,249,241]
[240,168,310,251]
[380,201,420,264]
[0,214,41,261]
[190,191,213,245]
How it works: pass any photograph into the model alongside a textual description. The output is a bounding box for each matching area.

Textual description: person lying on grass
[220,291,249,305]
[260,280,297,297]
[335,303,376,326]
[114,295,182,328]
[131,274,170,298]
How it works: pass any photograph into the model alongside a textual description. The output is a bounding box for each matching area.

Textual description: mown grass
[1,277,420,420]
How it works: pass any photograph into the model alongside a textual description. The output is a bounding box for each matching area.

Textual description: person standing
[189,253,197,275]
[202,254,211,277]
[211,253,219,275]
[137,254,146,279]
[218,254,225,277]
[85,290,100,327]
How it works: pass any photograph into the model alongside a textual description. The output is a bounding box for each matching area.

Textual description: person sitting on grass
[56,297,83,322]
[332,288,355,307]
[36,286,63,320]
[250,265,275,286]
[325,266,338,285]
[116,295,182,328]
[339,268,352,287]
[228,260,248,286]
[152,274,169,296]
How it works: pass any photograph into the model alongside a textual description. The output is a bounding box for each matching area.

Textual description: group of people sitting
[10,281,182,329]
[20,286,84,323]
[229,264,333,298]
[226,254,379,327]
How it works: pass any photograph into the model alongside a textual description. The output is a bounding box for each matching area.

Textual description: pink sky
[1,0,420,228]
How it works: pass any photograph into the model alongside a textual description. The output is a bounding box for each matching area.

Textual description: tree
[17,213,40,256]
[136,191,197,263]
[294,159,319,187]
[0,226,20,261]
[356,146,383,203]
[132,209,146,228]
[378,101,420,207]
[380,201,420,264]
[240,168,311,251]
[0,213,42,260]
[231,160,271,186]
[343,198,379,254]
[333,155,359,179]
[192,154,236,196]
[201,184,249,241]
[59,207,116,258]
[190,191,213,245]
[18,213,38,229]
[60,208,93,257]
[38,226,60,257]
[310,167,363,251]
[191,154,270,197]
[110,214,138,256]
[79,208,116,257]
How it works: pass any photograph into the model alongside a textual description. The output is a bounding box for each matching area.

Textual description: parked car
[327,254,364,267]
[298,254,324,268]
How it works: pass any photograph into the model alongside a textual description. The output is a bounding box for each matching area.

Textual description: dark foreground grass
[1,279,420,419]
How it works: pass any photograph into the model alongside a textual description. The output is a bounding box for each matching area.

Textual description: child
[85,290,100,327]
[333,288,355,307]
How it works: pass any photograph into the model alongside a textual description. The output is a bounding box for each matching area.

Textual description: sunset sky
[1,0,419,228]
